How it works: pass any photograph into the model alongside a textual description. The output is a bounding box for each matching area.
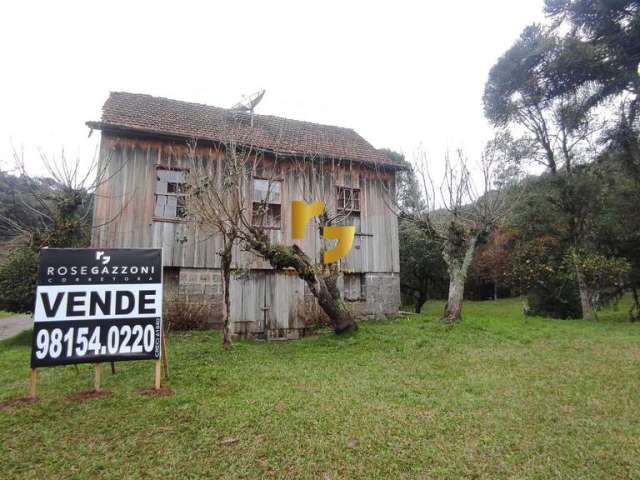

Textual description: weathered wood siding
[229,270,306,337]
[92,133,400,274]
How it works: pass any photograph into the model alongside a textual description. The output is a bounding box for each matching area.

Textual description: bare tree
[0,145,112,247]
[410,147,509,323]
[0,146,115,314]
[185,140,251,346]
[184,127,358,337]
[239,152,359,334]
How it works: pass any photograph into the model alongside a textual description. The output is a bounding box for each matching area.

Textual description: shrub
[526,283,582,319]
[0,245,39,313]
[568,251,630,310]
[512,235,582,319]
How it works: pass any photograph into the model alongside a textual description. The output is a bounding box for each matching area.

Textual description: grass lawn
[1,297,639,479]
[0,310,14,319]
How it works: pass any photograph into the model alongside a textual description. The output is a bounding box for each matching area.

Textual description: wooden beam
[29,369,37,399]
[94,363,102,392]
[154,360,161,390]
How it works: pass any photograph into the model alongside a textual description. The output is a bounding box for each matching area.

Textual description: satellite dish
[232,89,265,113]
[232,90,265,126]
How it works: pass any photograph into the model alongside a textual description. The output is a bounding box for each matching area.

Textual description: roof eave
[86,121,407,170]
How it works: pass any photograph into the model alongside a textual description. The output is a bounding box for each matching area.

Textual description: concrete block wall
[172,267,223,327]
[166,267,401,334]
[362,272,401,319]
[319,272,401,322]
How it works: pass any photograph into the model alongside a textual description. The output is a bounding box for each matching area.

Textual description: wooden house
[87,92,404,338]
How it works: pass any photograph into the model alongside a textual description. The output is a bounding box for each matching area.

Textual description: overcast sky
[0,1,543,176]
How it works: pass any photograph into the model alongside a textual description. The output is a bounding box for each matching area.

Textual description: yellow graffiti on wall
[291,200,356,264]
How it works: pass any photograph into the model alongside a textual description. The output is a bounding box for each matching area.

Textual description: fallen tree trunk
[244,228,357,334]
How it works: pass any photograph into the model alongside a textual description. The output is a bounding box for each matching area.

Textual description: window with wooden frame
[252,178,282,229]
[336,185,361,233]
[154,167,187,220]
[336,186,360,212]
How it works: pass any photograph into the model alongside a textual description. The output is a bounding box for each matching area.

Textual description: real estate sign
[31,248,163,368]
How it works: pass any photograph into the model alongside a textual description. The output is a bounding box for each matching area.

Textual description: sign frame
[28,247,165,397]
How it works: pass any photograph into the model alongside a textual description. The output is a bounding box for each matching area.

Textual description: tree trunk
[245,229,357,334]
[493,278,498,301]
[220,242,233,347]
[414,291,427,314]
[573,252,597,321]
[443,267,466,323]
[629,286,639,322]
[313,272,357,333]
[442,235,478,324]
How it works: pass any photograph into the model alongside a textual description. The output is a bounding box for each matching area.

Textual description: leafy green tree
[506,173,579,317]
[484,25,601,175]
[505,167,631,319]
[604,110,640,185]
[566,250,630,319]
[386,151,426,217]
[485,1,640,319]
[541,0,640,319]
[511,234,582,318]
[398,218,448,312]
[544,0,640,117]
[484,24,612,319]
[384,151,447,312]
[545,0,640,193]
[590,158,640,320]
[0,246,39,313]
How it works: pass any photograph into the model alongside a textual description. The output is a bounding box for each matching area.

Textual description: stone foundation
[363,272,402,319]
[343,272,401,321]
[164,267,401,336]
[165,268,223,328]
